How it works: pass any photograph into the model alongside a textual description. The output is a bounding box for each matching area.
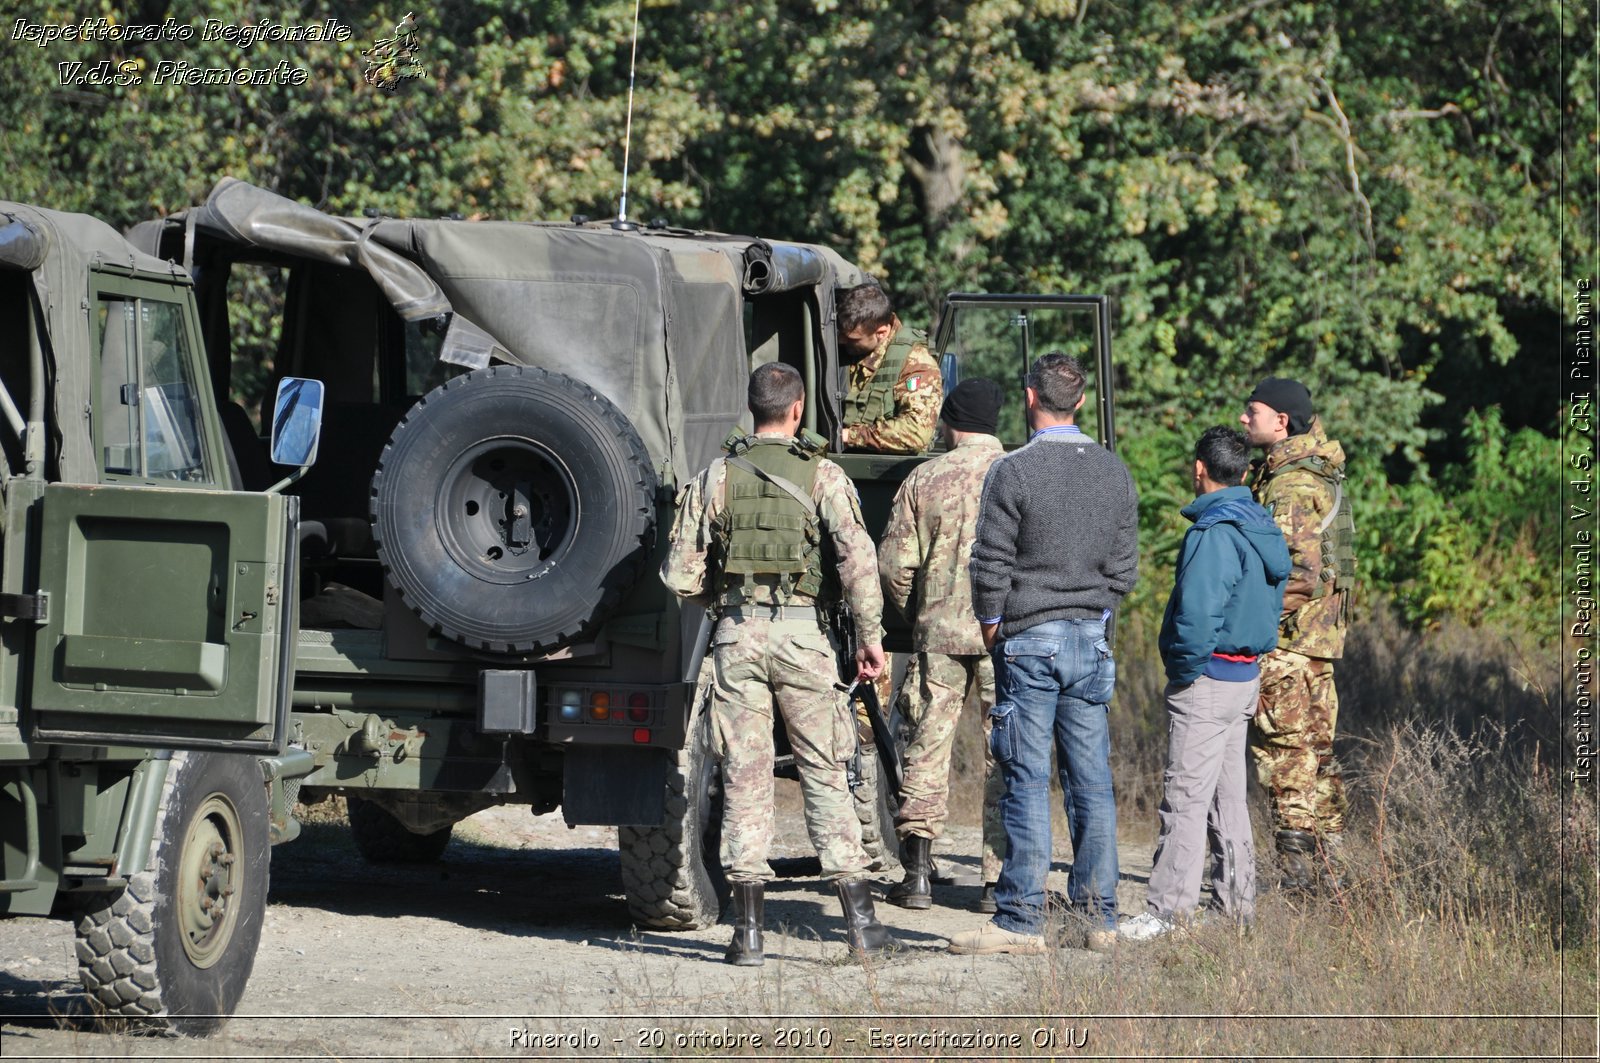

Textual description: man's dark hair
[837,283,894,335]
[748,362,805,427]
[1025,351,1087,414]
[1195,426,1252,485]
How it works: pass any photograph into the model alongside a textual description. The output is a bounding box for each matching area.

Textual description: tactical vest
[712,435,836,606]
[841,328,925,426]
[1272,454,1357,607]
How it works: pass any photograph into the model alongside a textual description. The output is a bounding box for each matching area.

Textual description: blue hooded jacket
[1158,485,1292,685]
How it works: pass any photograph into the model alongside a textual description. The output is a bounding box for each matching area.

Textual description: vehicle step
[0,706,20,747]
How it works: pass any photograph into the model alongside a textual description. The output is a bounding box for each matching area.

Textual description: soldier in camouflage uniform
[877,379,1009,912]
[661,362,898,965]
[835,283,942,769]
[1240,378,1354,892]
[837,283,943,454]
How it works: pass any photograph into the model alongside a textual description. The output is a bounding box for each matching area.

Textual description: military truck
[124,179,879,934]
[5,176,1116,1032]
[128,179,1119,934]
[0,200,325,1033]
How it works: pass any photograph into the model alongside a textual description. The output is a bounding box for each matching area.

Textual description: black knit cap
[939,378,1006,434]
[1248,377,1314,435]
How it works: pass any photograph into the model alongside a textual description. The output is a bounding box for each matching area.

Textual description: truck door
[23,274,298,752]
[931,293,1117,452]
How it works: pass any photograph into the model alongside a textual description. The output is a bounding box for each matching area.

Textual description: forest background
[3,0,1587,636]
[2,0,1596,1036]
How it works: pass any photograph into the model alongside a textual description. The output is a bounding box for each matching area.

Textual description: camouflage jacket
[841,322,942,454]
[661,433,884,643]
[878,434,1004,654]
[1250,417,1347,659]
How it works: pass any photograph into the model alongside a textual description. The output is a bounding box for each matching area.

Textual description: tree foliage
[1,0,1584,633]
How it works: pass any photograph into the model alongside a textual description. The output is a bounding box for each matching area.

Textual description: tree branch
[1205,0,1282,32]
[1311,74,1376,260]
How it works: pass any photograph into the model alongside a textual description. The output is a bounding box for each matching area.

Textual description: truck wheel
[346,794,453,863]
[75,751,268,1036]
[618,702,727,929]
[371,364,656,655]
[852,741,902,874]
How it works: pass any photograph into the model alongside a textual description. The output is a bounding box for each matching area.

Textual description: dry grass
[276,606,1594,1059]
[914,600,1597,1059]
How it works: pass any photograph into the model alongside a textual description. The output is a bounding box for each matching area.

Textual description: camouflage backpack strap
[1276,455,1357,611]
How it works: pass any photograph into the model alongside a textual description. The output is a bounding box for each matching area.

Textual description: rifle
[830,603,904,800]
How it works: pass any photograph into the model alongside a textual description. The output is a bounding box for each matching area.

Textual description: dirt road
[1,800,1152,1060]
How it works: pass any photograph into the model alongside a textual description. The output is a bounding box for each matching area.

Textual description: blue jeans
[988,618,1118,934]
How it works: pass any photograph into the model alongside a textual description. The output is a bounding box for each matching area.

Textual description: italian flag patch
[906,376,922,391]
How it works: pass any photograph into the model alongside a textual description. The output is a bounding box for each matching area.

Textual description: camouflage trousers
[707,615,870,883]
[1249,649,1348,835]
[894,652,1008,884]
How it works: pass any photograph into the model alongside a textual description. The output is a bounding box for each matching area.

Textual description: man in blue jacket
[1121,426,1291,940]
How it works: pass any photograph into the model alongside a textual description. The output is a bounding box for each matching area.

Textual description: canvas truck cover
[134,179,870,485]
[1,200,190,484]
[363,217,744,484]
[362,220,870,483]
[127,178,512,377]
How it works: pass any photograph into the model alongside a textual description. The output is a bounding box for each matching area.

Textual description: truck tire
[371,364,656,654]
[852,742,902,874]
[346,794,453,863]
[75,751,268,1036]
[618,702,726,929]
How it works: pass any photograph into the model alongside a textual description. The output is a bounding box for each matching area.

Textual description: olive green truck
[3,180,1114,1033]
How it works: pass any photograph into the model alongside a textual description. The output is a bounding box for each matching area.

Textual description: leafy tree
[1,0,1581,633]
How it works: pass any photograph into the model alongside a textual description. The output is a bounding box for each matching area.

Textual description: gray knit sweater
[969,426,1139,636]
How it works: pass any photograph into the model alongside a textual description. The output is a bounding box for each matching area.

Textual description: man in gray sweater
[948,352,1139,955]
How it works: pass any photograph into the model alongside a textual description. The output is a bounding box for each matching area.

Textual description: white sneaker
[1117,911,1178,941]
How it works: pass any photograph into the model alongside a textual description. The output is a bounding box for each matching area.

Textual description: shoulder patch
[905,375,922,392]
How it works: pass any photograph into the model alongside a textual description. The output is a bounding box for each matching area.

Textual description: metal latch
[0,592,48,623]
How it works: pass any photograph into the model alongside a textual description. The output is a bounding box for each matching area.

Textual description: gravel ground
[0,797,1154,1060]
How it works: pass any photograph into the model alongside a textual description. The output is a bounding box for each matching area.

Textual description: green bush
[1120,406,1559,641]
[1355,407,1560,633]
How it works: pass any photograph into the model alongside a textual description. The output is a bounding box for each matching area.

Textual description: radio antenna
[614,0,643,229]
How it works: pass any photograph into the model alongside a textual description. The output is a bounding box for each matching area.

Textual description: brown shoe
[948,920,1047,955]
[1084,927,1117,954]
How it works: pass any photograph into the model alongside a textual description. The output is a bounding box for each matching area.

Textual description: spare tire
[371,364,656,654]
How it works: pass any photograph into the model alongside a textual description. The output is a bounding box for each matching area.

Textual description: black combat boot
[1275,829,1318,894]
[977,882,997,914]
[724,882,765,967]
[836,879,898,958]
[887,835,933,909]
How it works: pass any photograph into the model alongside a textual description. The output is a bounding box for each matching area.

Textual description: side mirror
[269,377,325,467]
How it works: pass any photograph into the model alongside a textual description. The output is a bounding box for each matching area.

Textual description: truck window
[401,319,459,398]
[936,301,1105,447]
[225,262,289,432]
[96,298,140,475]
[93,291,212,483]
[139,301,207,479]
